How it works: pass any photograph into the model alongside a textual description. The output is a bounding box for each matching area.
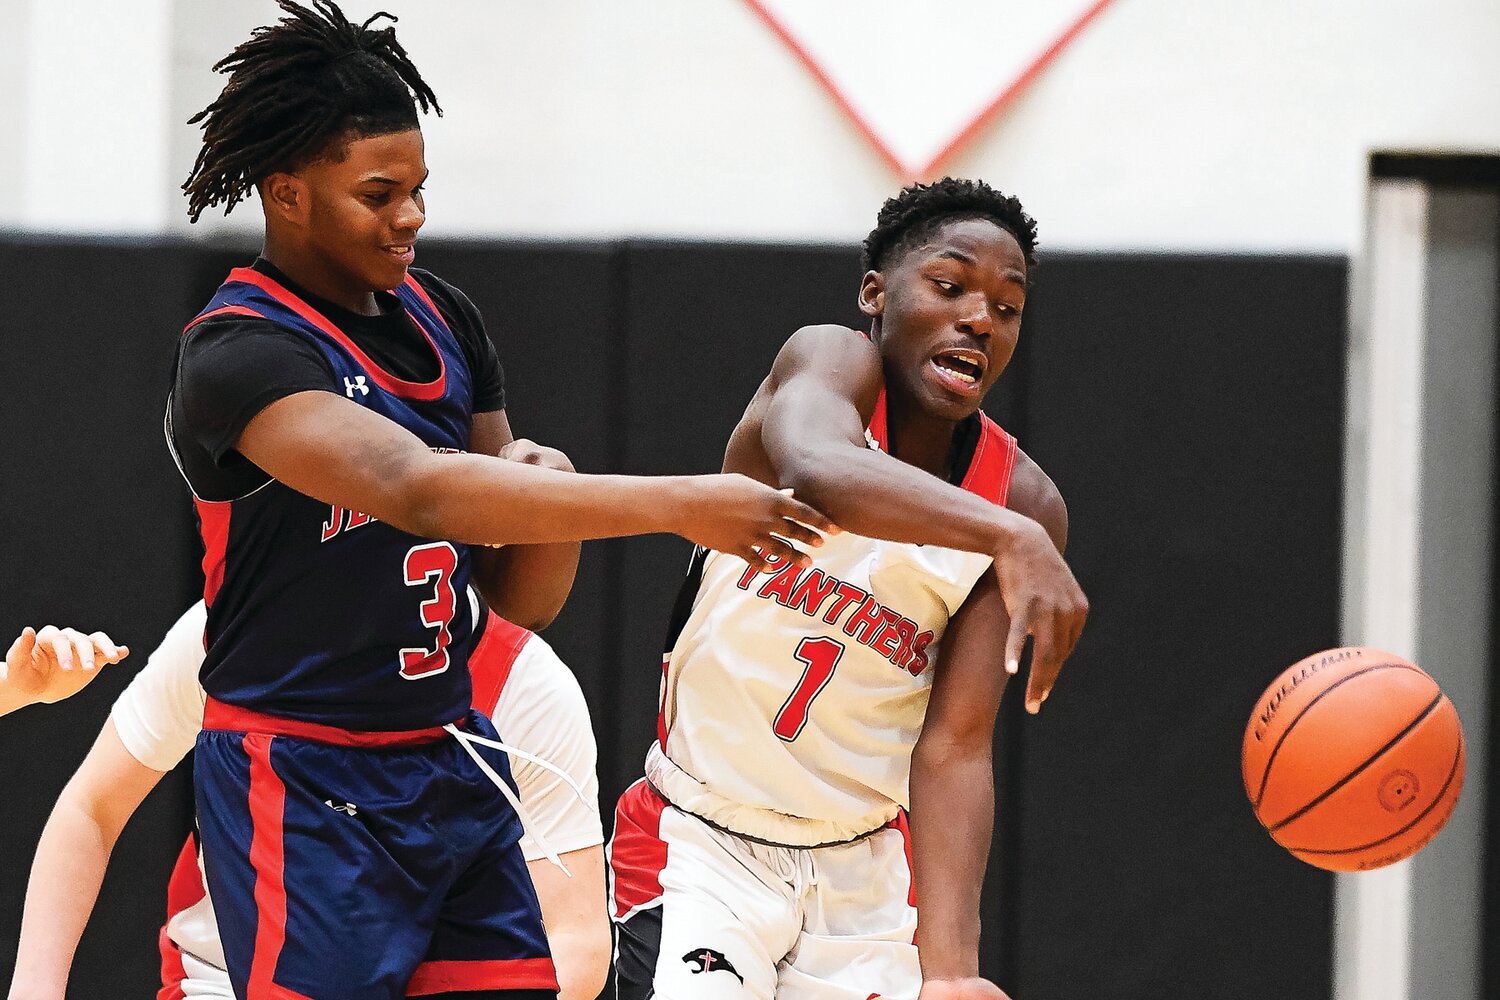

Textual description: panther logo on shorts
[683,948,743,984]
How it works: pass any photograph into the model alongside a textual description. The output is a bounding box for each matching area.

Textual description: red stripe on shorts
[609,779,669,919]
[244,734,315,1000]
[405,957,559,996]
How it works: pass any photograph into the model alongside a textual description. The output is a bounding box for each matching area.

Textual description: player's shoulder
[1006,447,1068,553]
[769,324,882,387]
[406,267,482,329]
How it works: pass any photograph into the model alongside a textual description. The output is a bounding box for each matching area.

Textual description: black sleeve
[411,270,506,412]
[177,318,337,463]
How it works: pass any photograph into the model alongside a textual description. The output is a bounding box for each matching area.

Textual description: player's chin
[918,371,988,421]
[366,252,413,291]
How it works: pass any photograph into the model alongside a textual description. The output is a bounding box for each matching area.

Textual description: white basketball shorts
[607,780,920,1000]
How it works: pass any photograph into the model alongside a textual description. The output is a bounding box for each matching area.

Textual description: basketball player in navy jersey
[609,180,1087,1000]
[163,4,832,1000]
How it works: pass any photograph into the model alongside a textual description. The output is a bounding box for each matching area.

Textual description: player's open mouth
[930,349,987,391]
[383,244,416,264]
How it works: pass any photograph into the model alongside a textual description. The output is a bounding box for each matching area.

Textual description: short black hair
[183,0,441,222]
[861,177,1038,273]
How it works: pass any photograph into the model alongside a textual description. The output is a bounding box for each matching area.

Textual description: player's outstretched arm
[0,627,129,718]
[758,324,1085,685]
[238,390,833,571]
[9,604,203,1000]
[466,410,582,630]
[8,721,167,1000]
[527,847,610,1000]
[907,572,1010,995]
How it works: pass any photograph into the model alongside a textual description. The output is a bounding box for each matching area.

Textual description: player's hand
[992,519,1088,713]
[3,626,129,707]
[682,475,838,570]
[918,976,1013,1000]
[499,438,576,474]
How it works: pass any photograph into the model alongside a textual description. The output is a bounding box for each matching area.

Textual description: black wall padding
[0,239,202,995]
[1002,255,1347,1000]
[0,239,1348,1000]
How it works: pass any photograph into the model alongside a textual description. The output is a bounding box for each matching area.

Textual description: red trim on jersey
[866,388,1018,506]
[196,499,232,607]
[960,413,1019,507]
[184,304,266,332]
[157,835,205,999]
[204,698,455,747]
[468,615,533,716]
[867,390,890,452]
[244,735,316,1000]
[405,957,559,996]
[401,273,449,330]
[609,779,670,919]
[889,810,918,943]
[225,267,447,401]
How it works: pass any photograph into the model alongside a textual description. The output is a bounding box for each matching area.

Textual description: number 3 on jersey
[399,541,458,680]
[773,636,845,741]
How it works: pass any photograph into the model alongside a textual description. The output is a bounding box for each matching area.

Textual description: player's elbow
[385,456,457,540]
[912,721,992,773]
[776,452,844,510]
[552,922,612,1000]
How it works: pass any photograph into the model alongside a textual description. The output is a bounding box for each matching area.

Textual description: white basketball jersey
[648,392,1017,846]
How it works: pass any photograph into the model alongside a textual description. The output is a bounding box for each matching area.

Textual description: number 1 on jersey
[399,541,458,680]
[773,637,845,742]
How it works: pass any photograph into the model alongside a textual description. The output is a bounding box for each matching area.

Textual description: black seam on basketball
[1283,733,1462,855]
[1266,691,1443,833]
[1253,663,1424,810]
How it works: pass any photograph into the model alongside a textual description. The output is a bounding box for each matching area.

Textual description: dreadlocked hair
[183,0,441,222]
[861,177,1038,275]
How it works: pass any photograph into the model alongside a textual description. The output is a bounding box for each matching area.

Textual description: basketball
[1242,647,1465,871]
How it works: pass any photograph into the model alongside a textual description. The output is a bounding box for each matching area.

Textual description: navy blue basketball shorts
[195,700,557,1000]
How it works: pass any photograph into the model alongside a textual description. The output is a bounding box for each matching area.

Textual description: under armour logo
[324,799,358,816]
[344,375,369,398]
[683,949,742,983]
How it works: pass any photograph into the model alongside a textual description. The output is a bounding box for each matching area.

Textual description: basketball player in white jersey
[609,179,1086,1000]
[10,597,609,1000]
[2,625,129,718]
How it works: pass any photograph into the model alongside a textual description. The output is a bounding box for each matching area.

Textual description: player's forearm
[397,457,703,546]
[547,925,612,1000]
[908,740,995,979]
[9,797,118,1000]
[779,444,1030,555]
[471,542,581,631]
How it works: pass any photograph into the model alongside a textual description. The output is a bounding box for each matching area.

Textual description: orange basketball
[1242,647,1465,871]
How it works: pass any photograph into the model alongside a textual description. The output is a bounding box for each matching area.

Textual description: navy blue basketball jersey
[168,267,479,731]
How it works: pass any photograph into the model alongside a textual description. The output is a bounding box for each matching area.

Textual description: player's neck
[883,392,958,479]
[260,237,383,317]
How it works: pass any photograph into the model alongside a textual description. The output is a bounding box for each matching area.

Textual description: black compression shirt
[175,258,505,470]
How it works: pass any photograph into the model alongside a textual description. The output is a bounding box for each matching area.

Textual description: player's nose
[393,195,425,233]
[955,293,993,336]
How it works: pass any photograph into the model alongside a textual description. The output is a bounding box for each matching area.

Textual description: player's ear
[857,271,885,318]
[261,172,310,226]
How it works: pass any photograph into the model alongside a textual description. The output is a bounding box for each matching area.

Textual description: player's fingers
[774,519,826,549]
[759,536,811,570]
[89,632,128,663]
[776,489,840,535]
[6,626,37,666]
[1026,629,1058,714]
[1004,610,1030,677]
[44,629,74,671]
[68,630,98,672]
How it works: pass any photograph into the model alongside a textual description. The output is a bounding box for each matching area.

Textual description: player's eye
[995,303,1020,317]
[931,279,960,295]
[362,192,389,205]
